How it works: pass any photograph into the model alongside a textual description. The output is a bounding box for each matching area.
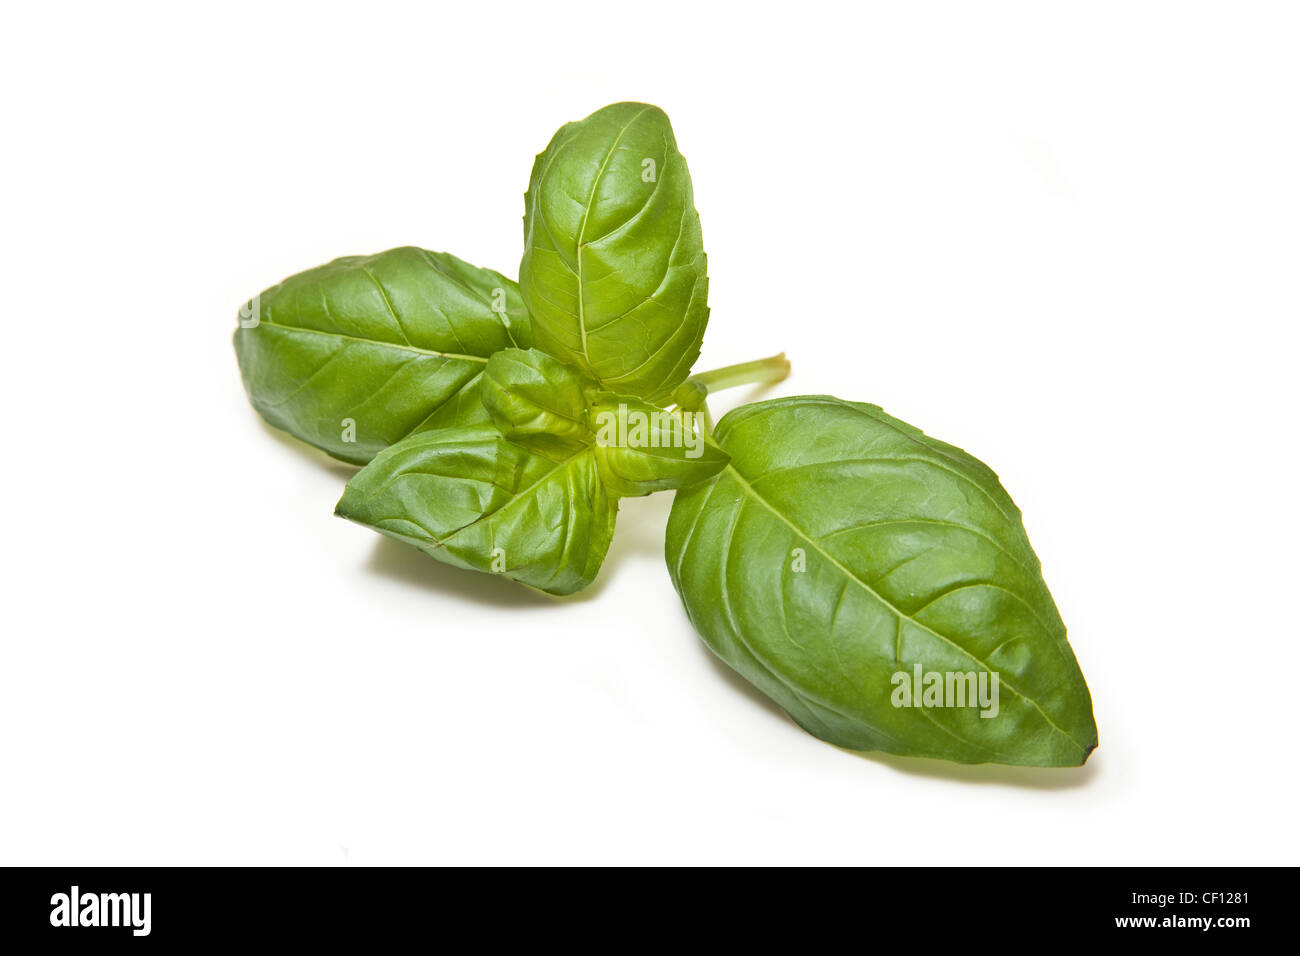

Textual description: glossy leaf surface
[234,246,528,464]
[666,396,1097,766]
[519,102,708,403]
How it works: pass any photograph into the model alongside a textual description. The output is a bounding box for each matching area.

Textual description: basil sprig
[234,102,1097,767]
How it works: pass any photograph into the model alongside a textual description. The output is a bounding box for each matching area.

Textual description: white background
[2,1,1296,865]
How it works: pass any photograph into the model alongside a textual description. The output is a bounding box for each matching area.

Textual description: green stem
[698,402,716,436]
[689,352,790,393]
[670,352,790,412]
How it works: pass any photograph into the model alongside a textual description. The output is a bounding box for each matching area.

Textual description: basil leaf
[589,392,729,497]
[481,348,593,454]
[234,246,529,465]
[336,425,616,596]
[666,396,1097,767]
[519,102,709,403]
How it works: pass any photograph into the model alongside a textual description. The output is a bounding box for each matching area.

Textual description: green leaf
[234,246,529,465]
[336,425,616,596]
[665,396,1097,767]
[519,102,709,404]
[589,392,729,497]
[481,349,727,497]
[481,348,593,454]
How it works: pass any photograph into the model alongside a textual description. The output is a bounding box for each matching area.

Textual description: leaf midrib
[719,463,1088,754]
[254,319,490,363]
[436,441,596,548]
[573,105,654,372]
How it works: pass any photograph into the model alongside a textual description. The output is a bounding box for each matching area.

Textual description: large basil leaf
[666,396,1097,767]
[234,246,529,465]
[519,102,709,404]
[335,425,616,596]
[588,392,729,497]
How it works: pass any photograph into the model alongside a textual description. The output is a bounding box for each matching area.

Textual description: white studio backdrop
[0,1,1296,864]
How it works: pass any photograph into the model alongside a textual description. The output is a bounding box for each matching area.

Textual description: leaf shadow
[362,536,562,609]
[600,493,676,570]
[853,747,1102,790]
[254,414,359,481]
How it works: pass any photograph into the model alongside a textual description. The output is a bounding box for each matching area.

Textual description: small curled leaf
[481,348,594,454]
[588,392,729,497]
